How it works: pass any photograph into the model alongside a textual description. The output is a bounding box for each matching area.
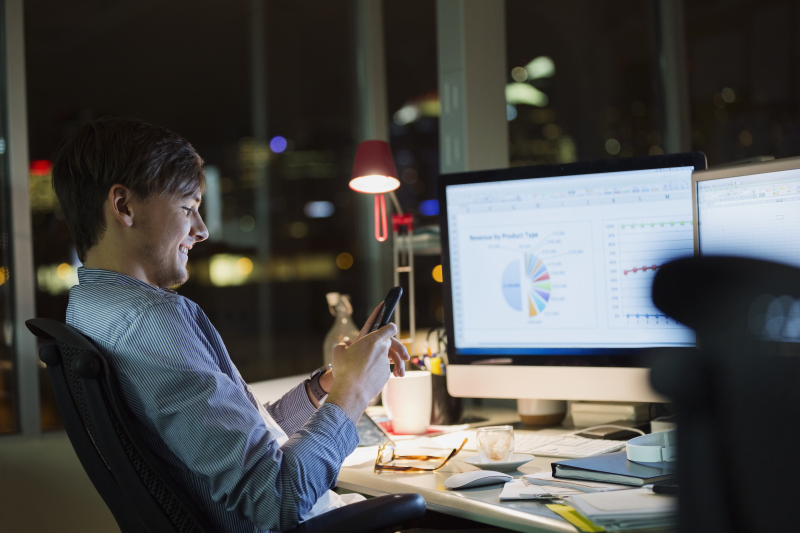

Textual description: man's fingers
[357,302,384,340]
[389,337,410,360]
[332,342,348,357]
[389,348,406,377]
[356,324,396,364]
[372,322,398,343]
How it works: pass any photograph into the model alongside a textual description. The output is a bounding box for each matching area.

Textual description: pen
[643,483,679,495]
[521,493,565,500]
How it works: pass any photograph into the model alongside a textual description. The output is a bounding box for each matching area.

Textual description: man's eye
[182,208,193,217]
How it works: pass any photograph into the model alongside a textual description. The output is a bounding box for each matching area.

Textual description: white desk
[337,414,588,533]
[338,448,576,533]
[249,374,308,403]
[250,377,578,532]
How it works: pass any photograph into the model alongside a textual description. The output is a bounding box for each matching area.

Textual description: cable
[563,425,646,437]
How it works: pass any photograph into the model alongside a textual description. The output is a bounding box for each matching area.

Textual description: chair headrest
[25,318,101,354]
[653,256,800,336]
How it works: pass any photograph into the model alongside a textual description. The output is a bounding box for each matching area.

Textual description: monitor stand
[518,399,567,427]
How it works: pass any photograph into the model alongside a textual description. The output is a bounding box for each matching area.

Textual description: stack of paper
[500,473,630,501]
[523,472,628,492]
[499,479,583,500]
[566,488,677,531]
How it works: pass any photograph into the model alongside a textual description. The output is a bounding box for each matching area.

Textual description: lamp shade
[349,140,400,194]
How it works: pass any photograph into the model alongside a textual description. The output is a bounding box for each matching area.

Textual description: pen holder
[430,373,463,425]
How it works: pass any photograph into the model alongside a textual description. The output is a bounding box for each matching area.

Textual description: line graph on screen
[604,218,693,327]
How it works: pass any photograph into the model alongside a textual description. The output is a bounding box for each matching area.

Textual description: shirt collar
[76,267,176,293]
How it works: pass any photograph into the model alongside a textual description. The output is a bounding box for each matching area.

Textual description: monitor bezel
[438,152,707,369]
[692,155,800,257]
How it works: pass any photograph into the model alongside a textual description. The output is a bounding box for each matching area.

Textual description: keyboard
[433,430,627,459]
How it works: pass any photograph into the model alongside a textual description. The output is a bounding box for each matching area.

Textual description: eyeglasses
[374,438,467,473]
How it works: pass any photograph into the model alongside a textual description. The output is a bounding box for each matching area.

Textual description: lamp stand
[389,192,415,353]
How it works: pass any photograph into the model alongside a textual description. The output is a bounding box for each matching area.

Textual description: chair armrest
[289,493,426,533]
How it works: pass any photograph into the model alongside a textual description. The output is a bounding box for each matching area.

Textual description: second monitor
[694,155,800,267]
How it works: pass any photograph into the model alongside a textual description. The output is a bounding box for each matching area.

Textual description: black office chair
[26,318,426,533]
[650,256,800,533]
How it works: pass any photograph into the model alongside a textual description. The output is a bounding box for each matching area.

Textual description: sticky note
[546,503,605,532]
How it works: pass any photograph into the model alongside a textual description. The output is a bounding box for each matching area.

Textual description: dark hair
[52,117,205,262]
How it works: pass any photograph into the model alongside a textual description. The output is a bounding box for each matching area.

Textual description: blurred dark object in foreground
[651,256,800,533]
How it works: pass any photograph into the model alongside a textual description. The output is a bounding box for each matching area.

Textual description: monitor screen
[696,165,800,267]
[441,159,702,361]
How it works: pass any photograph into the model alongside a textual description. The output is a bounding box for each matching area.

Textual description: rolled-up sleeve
[113,301,358,532]
[265,382,318,437]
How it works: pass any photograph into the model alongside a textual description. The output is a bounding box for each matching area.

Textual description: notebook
[552,450,677,486]
[566,488,677,530]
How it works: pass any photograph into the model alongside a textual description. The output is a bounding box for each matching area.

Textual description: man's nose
[192,215,209,242]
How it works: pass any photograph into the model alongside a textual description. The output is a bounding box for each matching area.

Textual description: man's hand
[318,302,409,394]
[325,303,410,423]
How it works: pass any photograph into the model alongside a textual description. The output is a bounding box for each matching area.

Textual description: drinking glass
[476,426,515,463]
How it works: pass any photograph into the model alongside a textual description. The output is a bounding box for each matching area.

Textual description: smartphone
[355,412,393,447]
[368,286,403,333]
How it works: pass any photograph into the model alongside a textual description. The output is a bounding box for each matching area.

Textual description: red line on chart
[623,264,663,275]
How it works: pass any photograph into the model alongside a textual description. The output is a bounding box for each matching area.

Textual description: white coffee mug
[382,371,432,435]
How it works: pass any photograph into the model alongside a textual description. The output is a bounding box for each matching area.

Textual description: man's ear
[108,184,135,228]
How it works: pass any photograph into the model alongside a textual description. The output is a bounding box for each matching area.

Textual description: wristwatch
[308,364,332,403]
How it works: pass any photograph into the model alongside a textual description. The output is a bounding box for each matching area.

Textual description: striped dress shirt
[66,267,359,533]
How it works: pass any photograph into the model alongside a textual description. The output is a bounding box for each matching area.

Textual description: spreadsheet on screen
[696,168,800,268]
[445,166,697,354]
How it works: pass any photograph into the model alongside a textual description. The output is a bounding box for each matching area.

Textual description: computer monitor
[438,153,707,402]
[694,156,800,266]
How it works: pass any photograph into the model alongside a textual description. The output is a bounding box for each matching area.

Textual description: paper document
[383,424,471,441]
[566,488,677,531]
[524,472,628,492]
[546,504,606,533]
[343,440,452,468]
[430,430,476,450]
[342,446,378,467]
[499,479,583,501]
[396,436,448,449]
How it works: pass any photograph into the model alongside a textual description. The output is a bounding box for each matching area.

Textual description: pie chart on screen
[525,254,551,317]
[501,255,551,317]
[501,259,523,311]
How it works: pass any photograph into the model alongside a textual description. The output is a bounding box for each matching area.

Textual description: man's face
[131,190,208,288]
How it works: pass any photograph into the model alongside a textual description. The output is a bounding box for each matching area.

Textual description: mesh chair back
[651,257,800,533]
[27,319,212,533]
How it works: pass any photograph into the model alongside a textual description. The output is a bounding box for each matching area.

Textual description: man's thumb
[332,342,348,357]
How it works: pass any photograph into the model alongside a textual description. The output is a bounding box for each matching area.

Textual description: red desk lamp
[350,140,416,349]
[349,140,401,241]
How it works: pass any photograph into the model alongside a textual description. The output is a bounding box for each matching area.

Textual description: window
[506,0,662,166]
[685,0,800,164]
[384,0,445,333]
[0,6,17,435]
[25,0,365,429]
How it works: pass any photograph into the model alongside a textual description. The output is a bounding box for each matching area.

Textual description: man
[52,117,410,532]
